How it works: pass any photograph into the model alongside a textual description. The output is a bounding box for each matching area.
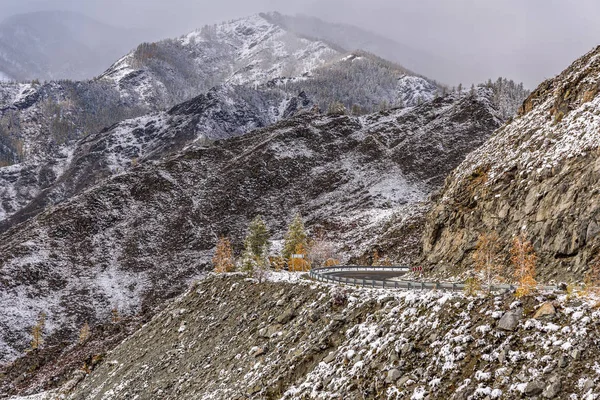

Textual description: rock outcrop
[422,46,600,281]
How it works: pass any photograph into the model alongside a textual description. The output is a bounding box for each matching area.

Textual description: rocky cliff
[422,46,600,281]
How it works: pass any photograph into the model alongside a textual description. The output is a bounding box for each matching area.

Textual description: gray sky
[2,0,599,88]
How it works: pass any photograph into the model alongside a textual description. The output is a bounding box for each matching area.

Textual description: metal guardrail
[310,266,558,293]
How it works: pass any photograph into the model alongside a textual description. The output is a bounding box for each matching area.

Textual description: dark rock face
[0,92,502,364]
[422,46,600,281]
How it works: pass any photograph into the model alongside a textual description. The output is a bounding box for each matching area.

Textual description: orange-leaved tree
[31,312,46,350]
[289,243,311,272]
[213,236,235,273]
[472,231,503,292]
[511,232,537,297]
[372,250,380,266]
[583,258,600,296]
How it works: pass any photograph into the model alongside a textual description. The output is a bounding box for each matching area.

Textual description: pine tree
[213,236,235,273]
[473,231,503,292]
[511,232,537,297]
[282,214,308,261]
[79,322,91,345]
[245,216,270,259]
[241,216,271,275]
[31,312,46,350]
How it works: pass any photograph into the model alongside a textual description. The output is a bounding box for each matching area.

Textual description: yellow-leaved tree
[472,231,504,292]
[213,236,235,273]
[511,232,537,298]
[79,322,91,345]
[289,243,311,272]
[31,312,46,350]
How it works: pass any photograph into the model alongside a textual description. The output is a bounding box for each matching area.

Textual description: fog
[2,0,599,88]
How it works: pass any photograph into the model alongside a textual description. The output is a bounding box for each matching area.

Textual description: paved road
[326,270,407,280]
[311,266,558,293]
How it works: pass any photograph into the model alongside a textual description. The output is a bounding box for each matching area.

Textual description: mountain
[0,11,147,82]
[0,14,440,165]
[262,12,450,85]
[0,13,444,226]
[0,90,503,365]
[98,14,342,110]
[0,84,312,226]
[422,46,600,282]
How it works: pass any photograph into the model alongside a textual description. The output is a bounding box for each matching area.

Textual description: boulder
[533,302,556,319]
[543,381,561,399]
[524,381,545,396]
[497,308,522,331]
[386,368,402,383]
[277,308,296,324]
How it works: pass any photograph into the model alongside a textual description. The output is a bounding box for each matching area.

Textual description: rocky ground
[6,273,600,399]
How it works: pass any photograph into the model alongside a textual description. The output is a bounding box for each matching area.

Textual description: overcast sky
[2,0,599,88]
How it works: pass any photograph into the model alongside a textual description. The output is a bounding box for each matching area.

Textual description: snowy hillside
[284,51,439,112]
[0,91,503,365]
[0,84,312,227]
[100,14,342,109]
[423,46,600,280]
[262,12,448,83]
[20,274,600,400]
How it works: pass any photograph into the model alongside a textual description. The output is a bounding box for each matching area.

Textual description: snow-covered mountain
[99,14,341,109]
[0,84,312,226]
[423,46,600,281]
[0,90,503,365]
[0,13,442,166]
[262,12,449,84]
[0,11,147,82]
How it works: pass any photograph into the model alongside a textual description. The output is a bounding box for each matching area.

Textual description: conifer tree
[31,312,46,350]
[241,216,271,274]
[283,214,308,261]
[511,232,537,297]
[213,236,235,273]
[245,216,270,259]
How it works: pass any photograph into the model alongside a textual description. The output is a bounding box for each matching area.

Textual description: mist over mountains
[0,11,148,82]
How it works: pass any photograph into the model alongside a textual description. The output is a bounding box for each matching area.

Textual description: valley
[0,7,598,400]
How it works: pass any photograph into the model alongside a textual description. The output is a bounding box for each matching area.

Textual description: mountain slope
[0,91,503,364]
[55,275,600,400]
[422,46,600,281]
[0,84,312,227]
[0,11,146,82]
[262,12,449,84]
[99,14,342,110]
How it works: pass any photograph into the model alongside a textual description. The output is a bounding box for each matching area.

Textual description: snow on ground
[8,391,57,400]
